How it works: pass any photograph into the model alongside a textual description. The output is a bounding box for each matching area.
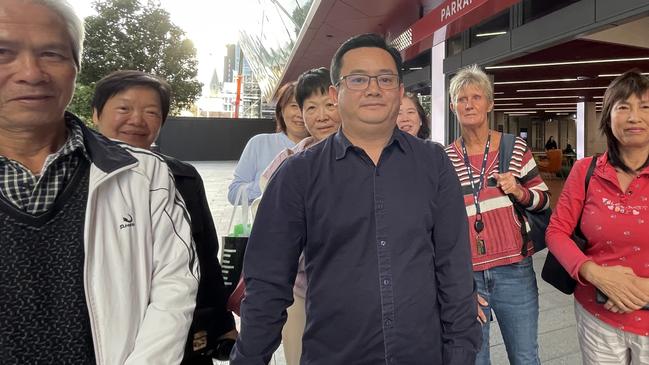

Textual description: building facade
[243,0,648,156]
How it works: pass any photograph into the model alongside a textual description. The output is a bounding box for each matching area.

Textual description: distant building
[196,80,236,118]
[209,69,220,97]
[222,44,236,84]
[240,60,262,118]
[197,43,262,118]
[261,101,275,119]
[221,43,261,118]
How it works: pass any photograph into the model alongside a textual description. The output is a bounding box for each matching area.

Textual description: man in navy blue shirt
[231,33,481,365]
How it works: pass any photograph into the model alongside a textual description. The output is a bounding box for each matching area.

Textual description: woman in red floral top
[546,71,649,364]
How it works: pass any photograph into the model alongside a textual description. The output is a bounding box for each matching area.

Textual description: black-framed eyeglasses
[337,74,400,90]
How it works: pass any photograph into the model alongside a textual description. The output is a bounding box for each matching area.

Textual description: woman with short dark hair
[93,70,237,364]
[547,71,649,364]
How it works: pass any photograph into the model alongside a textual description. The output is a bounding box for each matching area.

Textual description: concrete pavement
[192,161,582,365]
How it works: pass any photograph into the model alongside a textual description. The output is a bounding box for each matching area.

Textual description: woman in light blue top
[228,82,309,204]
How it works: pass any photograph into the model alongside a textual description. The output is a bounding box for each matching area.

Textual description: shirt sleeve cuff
[517,187,532,206]
[573,257,593,286]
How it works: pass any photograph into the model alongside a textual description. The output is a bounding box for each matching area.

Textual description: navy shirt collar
[334,127,407,160]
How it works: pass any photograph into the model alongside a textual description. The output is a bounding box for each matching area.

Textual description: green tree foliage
[68,83,96,127]
[72,0,202,121]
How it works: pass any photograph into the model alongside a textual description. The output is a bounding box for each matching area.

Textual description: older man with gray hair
[0,1,198,363]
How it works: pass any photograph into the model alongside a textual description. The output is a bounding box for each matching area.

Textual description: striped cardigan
[444,136,550,271]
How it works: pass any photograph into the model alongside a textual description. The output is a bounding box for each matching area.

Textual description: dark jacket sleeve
[166,158,235,359]
[230,156,306,365]
[431,144,482,364]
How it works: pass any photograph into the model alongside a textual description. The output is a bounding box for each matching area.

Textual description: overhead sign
[399,0,521,59]
[412,0,489,41]
[440,0,481,23]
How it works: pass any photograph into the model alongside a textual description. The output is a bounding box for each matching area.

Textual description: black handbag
[221,235,248,296]
[184,307,235,361]
[498,133,551,255]
[541,155,598,294]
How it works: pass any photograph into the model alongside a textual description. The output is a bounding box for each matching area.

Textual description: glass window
[237,0,314,101]
[522,0,580,23]
[469,10,510,48]
[446,34,464,57]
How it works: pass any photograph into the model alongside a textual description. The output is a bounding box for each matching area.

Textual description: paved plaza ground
[193,161,581,365]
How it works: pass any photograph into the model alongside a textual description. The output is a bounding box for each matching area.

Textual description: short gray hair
[29,0,85,69]
[449,64,493,105]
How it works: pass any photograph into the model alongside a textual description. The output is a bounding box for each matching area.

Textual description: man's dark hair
[295,67,332,110]
[330,33,403,86]
[599,70,649,173]
[92,70,172,122]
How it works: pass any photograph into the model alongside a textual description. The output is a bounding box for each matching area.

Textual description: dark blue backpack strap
[498,133,516,173]
[497,133,529,254]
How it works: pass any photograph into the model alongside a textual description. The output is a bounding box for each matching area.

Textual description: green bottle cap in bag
[233,223,252,237]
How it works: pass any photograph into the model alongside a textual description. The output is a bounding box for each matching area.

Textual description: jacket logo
[120,214,135,230]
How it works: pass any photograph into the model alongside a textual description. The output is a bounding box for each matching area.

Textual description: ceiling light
[495,107,575,111]
[546,109,576,113]
[593,96,603,99]
[494,103,523,106]
[494,78,577,85]
[475,31,508,38]
[599,72,649,77]
[486,57,649,70]
[536,102,577,106]
[495,108,541,111]
[555,113,568,115]
[517,86,607,92]
[494,95,580,101]
[494,92,504,95]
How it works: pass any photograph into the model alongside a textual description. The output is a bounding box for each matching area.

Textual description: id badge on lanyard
[460,133,491,255]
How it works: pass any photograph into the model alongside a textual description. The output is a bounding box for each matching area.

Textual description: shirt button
[384,319,392,327]
[383,279,391,286]
[379,240,387,246]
